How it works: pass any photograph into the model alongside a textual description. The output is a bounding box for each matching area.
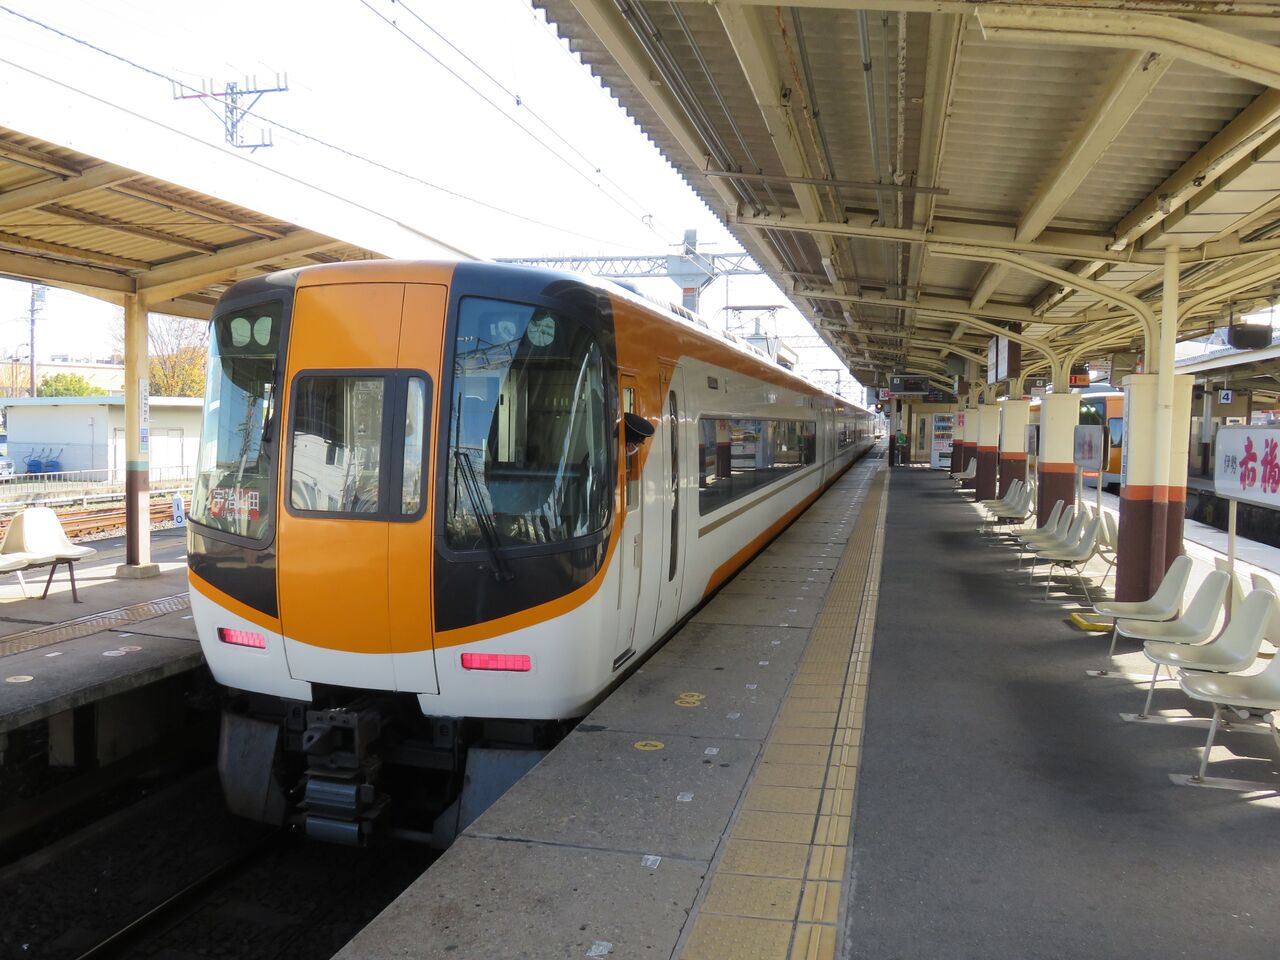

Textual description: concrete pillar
[1115,373,1195,600]
[1037,393,1080,525]
[116,293,159,578]
[975,404,1001,500]
[998,399,1030,497]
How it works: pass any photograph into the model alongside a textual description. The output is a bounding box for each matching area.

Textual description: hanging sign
[1215,425,1280,508]
[1073,425,1103,470]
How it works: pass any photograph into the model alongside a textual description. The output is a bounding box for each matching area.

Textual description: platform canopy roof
[536,0,1280,393]
[0,123,472,320]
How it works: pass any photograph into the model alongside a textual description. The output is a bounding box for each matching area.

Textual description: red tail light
[218,627,266,649]
[461,653,531,672]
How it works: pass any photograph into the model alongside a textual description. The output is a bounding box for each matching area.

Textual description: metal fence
[0,465,195,510]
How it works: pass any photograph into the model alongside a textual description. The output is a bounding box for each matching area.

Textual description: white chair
[1179,647,1280,782]
[1030,514,1101,603]
[1024,510,1088,583]
[1139,587,1273,717]
[0,514,59,598]
[1095,512,1119,584]
[951,460,976,487]
[1214,557,1249,622]
[3,507,96,602]
[1093,555,1192,666]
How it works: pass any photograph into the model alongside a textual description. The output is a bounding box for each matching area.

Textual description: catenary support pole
[117,293,159,578]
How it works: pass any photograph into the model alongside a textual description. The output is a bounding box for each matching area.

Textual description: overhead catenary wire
[385,0,676,239]
[0,3,655,253]
[356,0,672,242]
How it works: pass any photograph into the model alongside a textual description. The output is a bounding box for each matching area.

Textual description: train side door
[387,284,447,694]
[613,376,644,666]
[277,282,402,689]
[654,365,686,637]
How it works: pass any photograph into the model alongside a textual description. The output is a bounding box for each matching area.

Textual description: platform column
[961,402,978,489]
[997,399,1030,498]
[975,403,1000,500]
[116,293,159,579]
[1115,373,1195,600]
[1037,393,1079,524]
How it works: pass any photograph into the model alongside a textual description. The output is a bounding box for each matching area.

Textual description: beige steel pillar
[1037,393,1080,524]
[998,399,1031,498]
[116,293,159,578]
[975,403,1001,500]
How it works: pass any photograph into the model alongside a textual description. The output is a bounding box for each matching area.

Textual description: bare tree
[112,313,210,397]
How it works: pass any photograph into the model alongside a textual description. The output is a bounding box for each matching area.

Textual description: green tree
[38,372,108,397]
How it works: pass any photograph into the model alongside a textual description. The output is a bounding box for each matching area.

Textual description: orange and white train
[187,260,875,843]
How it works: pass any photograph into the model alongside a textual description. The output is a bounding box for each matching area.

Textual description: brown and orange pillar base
[1036,393,1081,525]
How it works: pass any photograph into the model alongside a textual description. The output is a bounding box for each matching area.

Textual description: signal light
[218,627,266,649]
[461,653,531,672]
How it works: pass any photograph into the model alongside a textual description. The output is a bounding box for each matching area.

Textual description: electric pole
[28,284,44,398]
[173,75,289,151]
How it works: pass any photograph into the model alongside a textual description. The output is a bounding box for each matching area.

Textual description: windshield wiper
[452,449,513,582]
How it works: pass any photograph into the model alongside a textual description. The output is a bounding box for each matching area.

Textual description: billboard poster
[1073,425,1104,470]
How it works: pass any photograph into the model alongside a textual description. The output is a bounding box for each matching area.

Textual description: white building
[0,396,202,480]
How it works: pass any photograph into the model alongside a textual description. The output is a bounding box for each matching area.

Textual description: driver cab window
[290,375,386,515]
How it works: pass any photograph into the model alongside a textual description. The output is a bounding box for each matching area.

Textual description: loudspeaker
[1228,324,1271,349]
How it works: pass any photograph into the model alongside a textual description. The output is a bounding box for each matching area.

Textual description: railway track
[0,499,189,540]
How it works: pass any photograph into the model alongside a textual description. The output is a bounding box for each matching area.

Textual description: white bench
[0,507,98,602]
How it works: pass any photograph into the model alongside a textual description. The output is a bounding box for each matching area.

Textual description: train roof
[230,259,875,417]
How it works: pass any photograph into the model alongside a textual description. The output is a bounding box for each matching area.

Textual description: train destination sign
[1215,425,1280,509]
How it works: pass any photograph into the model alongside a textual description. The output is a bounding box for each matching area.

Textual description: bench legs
[40,560,81,603]
[14,569,28,599]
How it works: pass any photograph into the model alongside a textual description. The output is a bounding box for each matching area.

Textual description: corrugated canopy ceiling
[536,0,1280,394]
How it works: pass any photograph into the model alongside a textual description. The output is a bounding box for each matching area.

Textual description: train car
[187,260,875,844]
[1028,389,1124,489]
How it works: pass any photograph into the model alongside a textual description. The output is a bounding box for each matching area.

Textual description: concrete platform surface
[335,454,887,960]
[0,528,197,734]
[845,468,1280,959]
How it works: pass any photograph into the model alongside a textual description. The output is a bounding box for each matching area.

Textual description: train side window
[400,377,427,514]
[1108,417,1124,446]
[698,416,817,516]
[623,385,639,511]
[289,375,388,515]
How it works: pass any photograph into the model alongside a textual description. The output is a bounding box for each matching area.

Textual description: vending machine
[930,414,955,470]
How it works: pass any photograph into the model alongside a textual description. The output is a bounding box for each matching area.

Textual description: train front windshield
[445,297,611,551]
[191,301,283,540]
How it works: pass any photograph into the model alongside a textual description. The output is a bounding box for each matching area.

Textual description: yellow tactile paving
[702,874,803,920]
[677,465,891,960]
[790,922,837,960]
[743,784,823,815]
[719,838,811,879]
[682,914,793,960]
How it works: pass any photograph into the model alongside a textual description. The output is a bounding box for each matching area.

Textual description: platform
[0,528,197,735]
[337,460,1280,960]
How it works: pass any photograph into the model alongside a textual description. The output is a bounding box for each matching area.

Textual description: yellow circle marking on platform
[674,691,706,707]
[5,675,33,683]
[634,740,665,751]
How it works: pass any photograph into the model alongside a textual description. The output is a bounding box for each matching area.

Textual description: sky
[0,0,859,398]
